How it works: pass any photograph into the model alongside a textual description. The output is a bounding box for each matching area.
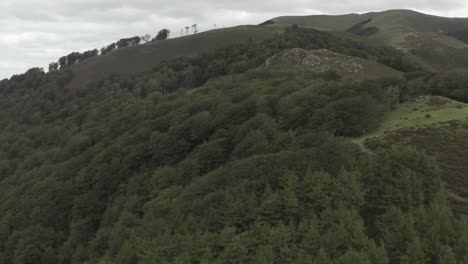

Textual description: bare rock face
[264,48,366,73]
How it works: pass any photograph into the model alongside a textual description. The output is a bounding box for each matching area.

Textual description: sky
[1,0,468,79]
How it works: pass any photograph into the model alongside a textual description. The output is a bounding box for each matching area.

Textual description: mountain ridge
[66,9,468,90]
[264,9,468,71]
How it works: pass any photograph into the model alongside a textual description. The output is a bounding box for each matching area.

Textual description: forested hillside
[1,25,468,264]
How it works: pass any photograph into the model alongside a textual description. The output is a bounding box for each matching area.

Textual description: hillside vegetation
[365,122,468,215]
[1,21,468,264]
[267,9,468,69]
[264,48,402,80]
[69,26,282,89]
[355,96,468,143]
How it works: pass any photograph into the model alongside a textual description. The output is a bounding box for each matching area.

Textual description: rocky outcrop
[265,48,366,73]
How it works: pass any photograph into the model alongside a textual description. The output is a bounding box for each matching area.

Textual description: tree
[438,245,456,264]
[277,172,299,220]
[81,49,99,61]
[141,34,151,43]
[377,207,416,263]
[101,43,117,55]
[403,238,427,264]
[367,242,389,264]
[359,146,441,214]
[48,62,59,72]
[66,52,82,66]
[335,249,370,264]
[58,56,67,69]
[116,36,141,48]
[131,36,141,45]
[299,171,332,213]
[314,248,332,264]
[155,29,170,41]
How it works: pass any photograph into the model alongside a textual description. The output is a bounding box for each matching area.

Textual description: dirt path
[448,191,468,203]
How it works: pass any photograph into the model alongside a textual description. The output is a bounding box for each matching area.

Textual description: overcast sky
[1,0,468,79]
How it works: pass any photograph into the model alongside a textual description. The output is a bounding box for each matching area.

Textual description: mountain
[270,9,468,32]
[66,10,468,90]
[1,10,468,264]
[266,9,468,69]
[68,26,281,89]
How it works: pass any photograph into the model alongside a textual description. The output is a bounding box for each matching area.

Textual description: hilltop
[266,9,468,69]
[60,9,468,90]
[57,9,468,90]
[270,10,468,32]
[68,26,282,89]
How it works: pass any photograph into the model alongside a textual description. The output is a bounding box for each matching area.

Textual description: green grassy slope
[357,96,468,213]
[69,26,283,89]
[268,10,468,69]
[271,13,364,30]
[355,96,468,143]
[271,10,468,36]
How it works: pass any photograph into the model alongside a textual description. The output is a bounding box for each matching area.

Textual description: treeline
[48,49,99,71]
[346,19,380,37]
[403,70,468,103]
[48,29,171,71]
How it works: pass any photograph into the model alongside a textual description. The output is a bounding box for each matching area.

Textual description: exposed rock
[264,48,366,74]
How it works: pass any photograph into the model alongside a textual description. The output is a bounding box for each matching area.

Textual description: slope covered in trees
[1,25,468,264]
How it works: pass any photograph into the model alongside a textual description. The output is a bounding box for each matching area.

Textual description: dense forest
[1,26,468,263]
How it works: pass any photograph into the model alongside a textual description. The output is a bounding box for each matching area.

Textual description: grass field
[69,25,283,89]
[271,10,468,38]
[271,13,364,30]
[354,96,468,144]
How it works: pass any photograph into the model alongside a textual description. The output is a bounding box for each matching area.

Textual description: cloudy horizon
[2,0,468,80]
